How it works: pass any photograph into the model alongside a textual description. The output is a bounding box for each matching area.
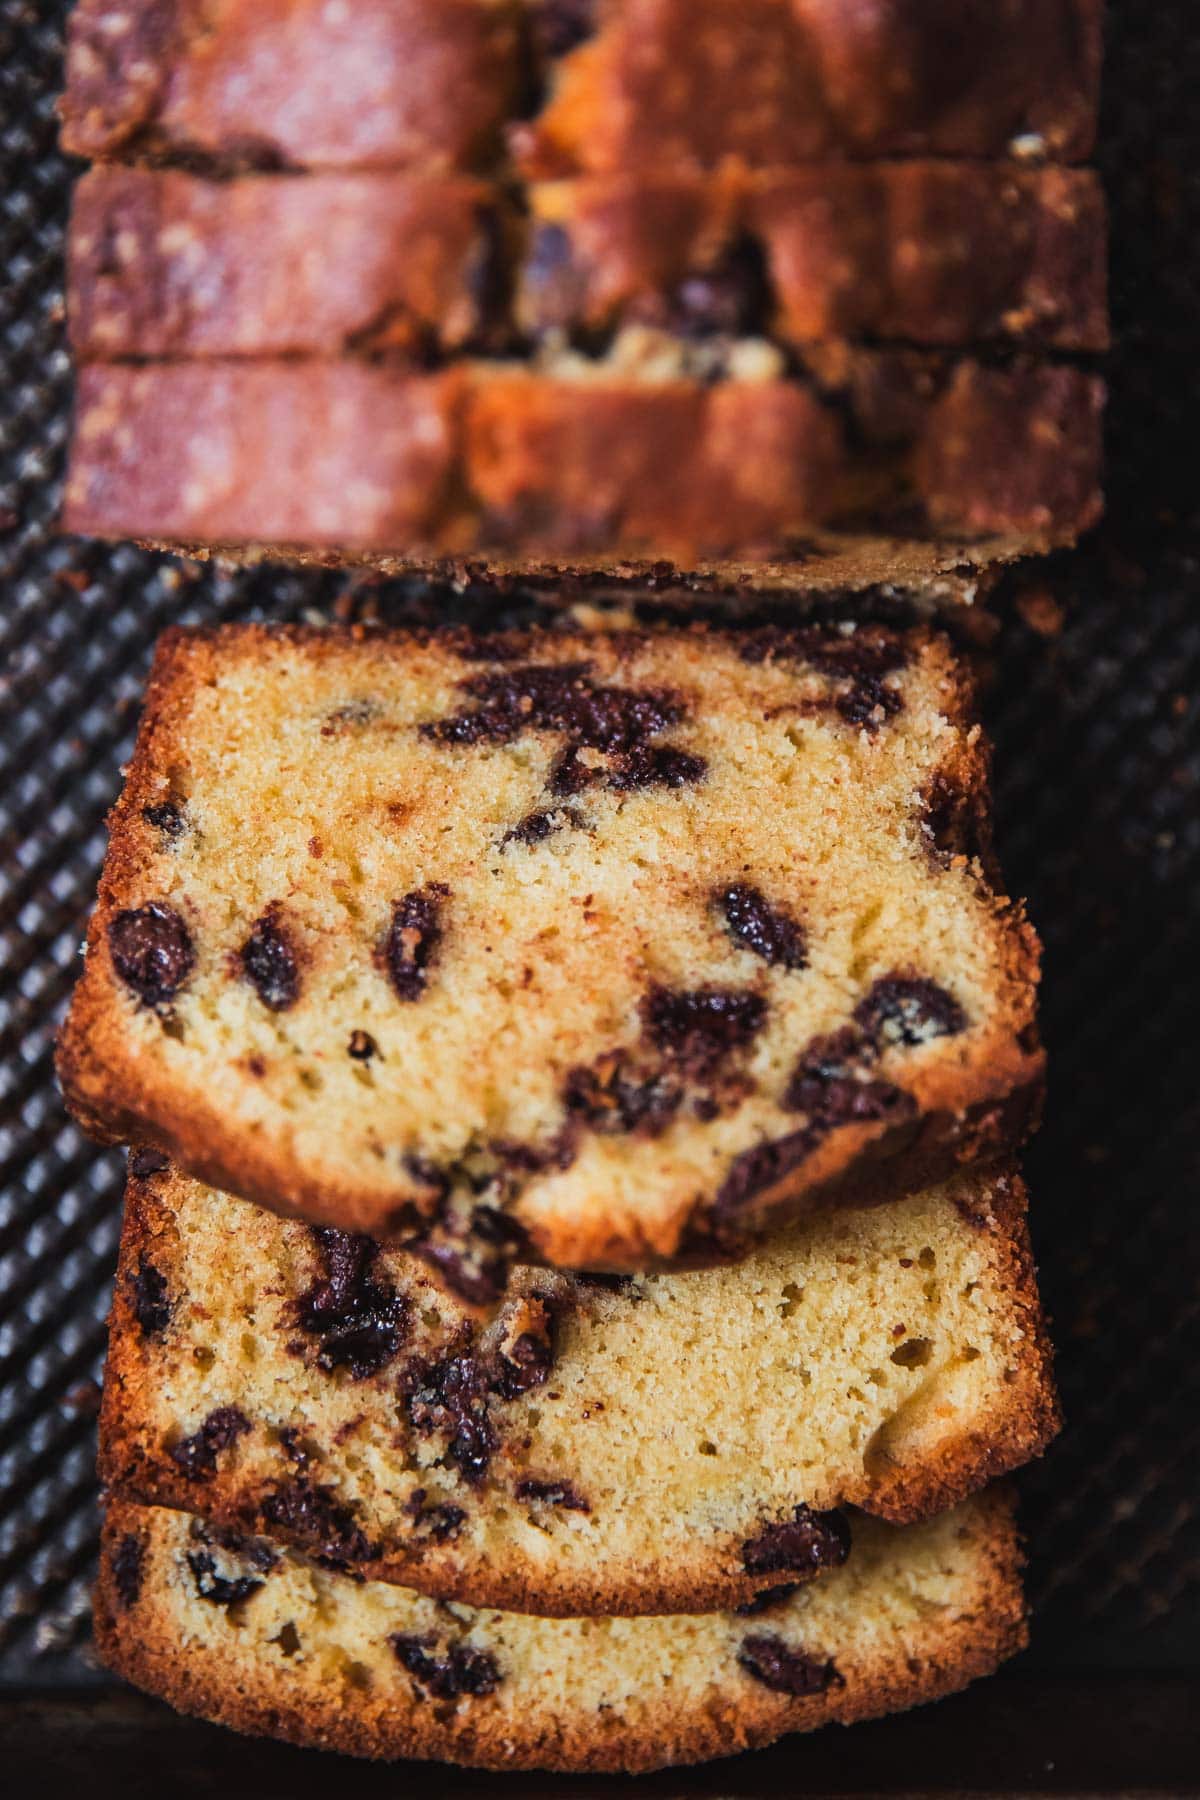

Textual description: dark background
[0,1,1197,1791]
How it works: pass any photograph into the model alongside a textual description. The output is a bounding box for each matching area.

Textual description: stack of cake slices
[61,0,1106,591]
[61,620,1062,1772]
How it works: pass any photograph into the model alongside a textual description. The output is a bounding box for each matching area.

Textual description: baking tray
[0,0,1197,1789]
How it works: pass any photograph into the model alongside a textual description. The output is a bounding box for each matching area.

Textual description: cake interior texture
[95,1490,1026,1774]
[58,623,1043,1268]
[100,1158,1056,1614]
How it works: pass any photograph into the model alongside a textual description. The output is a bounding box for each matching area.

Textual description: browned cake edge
[61,358,1105,578]
[58,622,1045,1270]
[96,1157,1058,1616]
[93,1490,1028,1773]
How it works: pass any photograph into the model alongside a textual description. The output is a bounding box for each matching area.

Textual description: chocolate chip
[501,805,584,848]
[108,902,194,1007]
[423,664,685,753]
[132,1256,171,1337]
[384,885,449,1003]
[735,1583,801,1617]
[492,1328,554,1400]
[111,1532,144,1609]
[718,885,808,970]
[142,801,185,840]
[853,975,968,1049]
[168,1406,251,1481]
[531,0,596,57]
[714,1125,821,1216]
[348,1029,378,1062]
[260,1479,373,1568]
[129,1146,170,1178]
[407,1199,531,1309]
[783,1025,913,1125]
[190,1521,279,1573]
[642,986,767,1076]
[240,908,300,1012]
[391,1634,501,1700]
[740,625,909,733]
[185,1548,265,1609]
[294,1228,407,1381]
[277,1426,310,1467]
[405,1490,467,1544]
[604,744,708,791]
[742,1505,851,1577]
[401,1353,497,1487]
[564,1058,682,1137]
[737,1634,843,1696]
[515,1478,590,1511]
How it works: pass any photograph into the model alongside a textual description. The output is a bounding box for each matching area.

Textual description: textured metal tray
[0,0,1198,1786]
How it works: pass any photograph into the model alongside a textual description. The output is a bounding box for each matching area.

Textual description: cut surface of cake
[63,353,1103,585]
[101,1156,1056,1615]
[95,1490,1026,1773]
[59,623,1044,1268]
[69,164,1108,360]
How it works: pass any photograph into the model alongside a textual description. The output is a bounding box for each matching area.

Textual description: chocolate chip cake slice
[101,1155,1056,1615]
[96,1490,1026,1774]
[59,623,1044,1269]
[63,353,1103,587]
[69,164,1108,360]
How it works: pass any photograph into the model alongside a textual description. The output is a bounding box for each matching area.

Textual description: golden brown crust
[58,621,1045,1268]
[63,355,1104,565]
[94,1492,1028,1774]
[68,164,1108,360]
[97,1157,1058,1616]
[60,0,523,170]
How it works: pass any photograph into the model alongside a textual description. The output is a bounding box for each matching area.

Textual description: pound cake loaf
[69,163,1108,360]
[100,1156,1056,1615]
[59,623,1044,1272]
[60,0,523,170]
[63,0,1100,170]
[63,352,1103,583]
[96,1491,1026,1774]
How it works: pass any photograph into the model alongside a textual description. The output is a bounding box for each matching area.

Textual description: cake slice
[60,0,523,170]
[521,164,1108,352]
[68,164,1108,361]
[62,0,1100,171]
[101,1156,1056,1616]
[517,0,1101,174]
[96,1490,1026,1774]
[63,353,1103,584]
[58,623,1045,1271]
